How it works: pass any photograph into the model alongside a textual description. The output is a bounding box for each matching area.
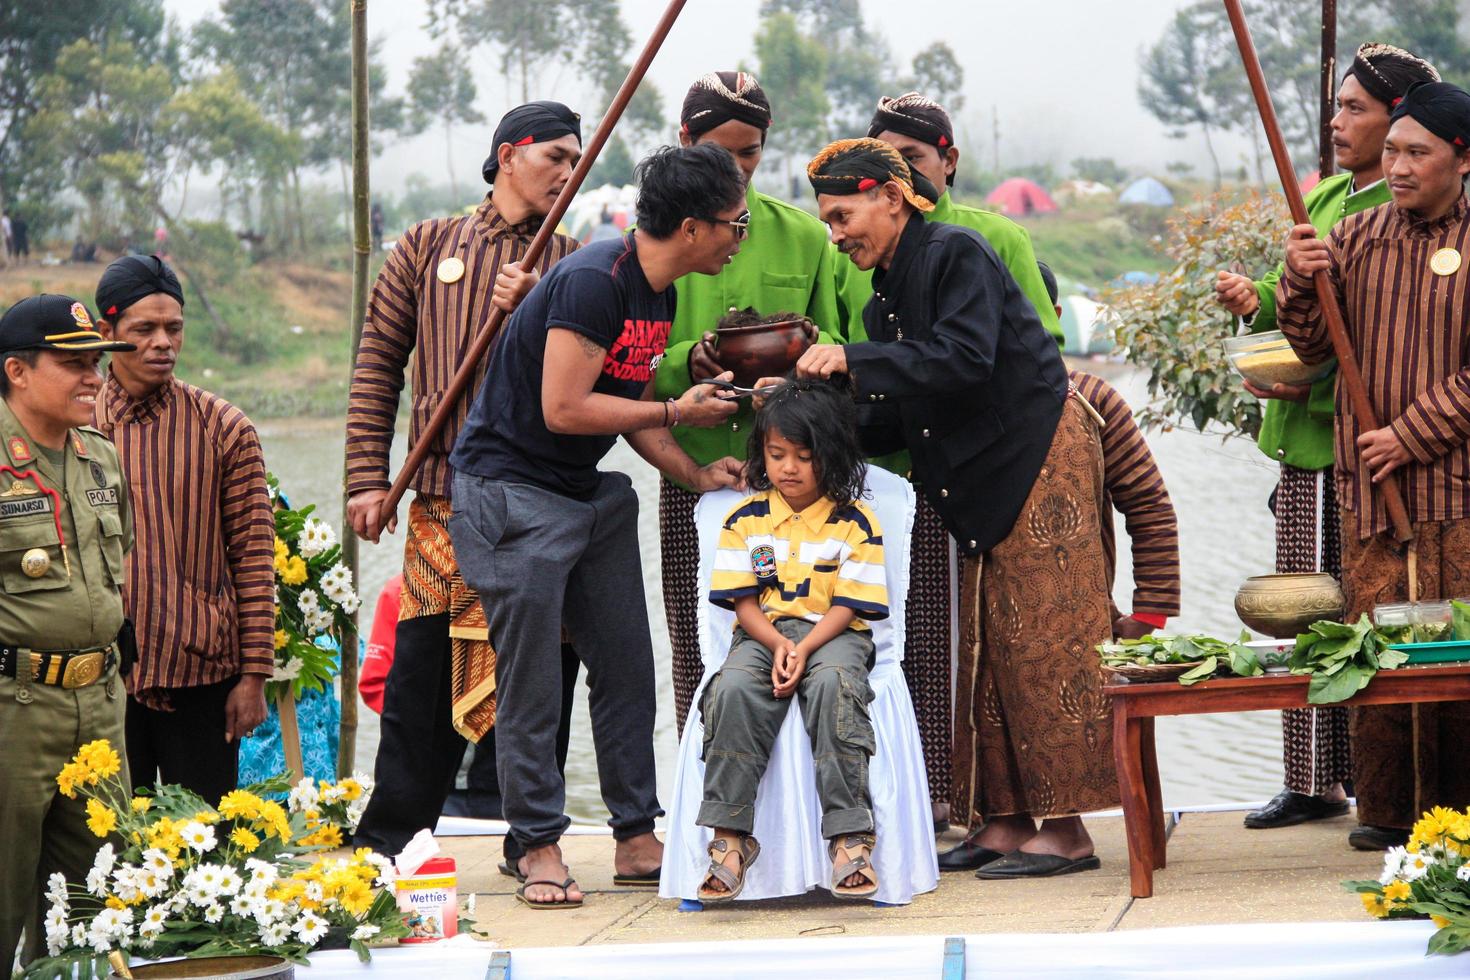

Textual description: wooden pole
[378,0,689,519]
[339,0,370,777]
[1318,0,1336,180]
[1223,0,1414,544]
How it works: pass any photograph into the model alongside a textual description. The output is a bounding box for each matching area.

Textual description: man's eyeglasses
[708,210,751,241]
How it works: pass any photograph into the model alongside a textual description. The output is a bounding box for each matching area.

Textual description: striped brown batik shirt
[1070,371,1181,620]
[94,376,275,697]
[346,197,579,499]
[1276,194,1470,540]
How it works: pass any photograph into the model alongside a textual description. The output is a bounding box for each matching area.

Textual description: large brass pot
[714,318,813,388]
[111,956,294,979]
[1234,572,1345,639]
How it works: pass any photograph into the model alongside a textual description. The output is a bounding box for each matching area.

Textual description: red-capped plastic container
[395,856,458,942]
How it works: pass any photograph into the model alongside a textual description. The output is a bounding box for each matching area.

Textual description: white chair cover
[659,465,939,905]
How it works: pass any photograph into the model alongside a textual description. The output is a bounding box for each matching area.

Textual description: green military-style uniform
[0,296,136,969]
[654,184,841,483]
[1246,172,1391,469]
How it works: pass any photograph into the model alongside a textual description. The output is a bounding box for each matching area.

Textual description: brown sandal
[829,833,878,899]
[697,834,760,903]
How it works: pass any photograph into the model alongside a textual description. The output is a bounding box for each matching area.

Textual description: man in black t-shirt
[449,144,749,909]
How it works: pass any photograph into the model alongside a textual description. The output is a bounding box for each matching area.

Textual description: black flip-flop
[612,869,661,887]
[973,851,1101,879]
[498,860,526,883]
[515,877,583,910]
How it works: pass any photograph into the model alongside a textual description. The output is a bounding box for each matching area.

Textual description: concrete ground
[434,809,1381,950]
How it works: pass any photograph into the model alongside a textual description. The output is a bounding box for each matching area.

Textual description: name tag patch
[86,487,119,507]
[0,497,53,519]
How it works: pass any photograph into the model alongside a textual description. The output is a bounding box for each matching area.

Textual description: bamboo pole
[1318,0,1336,180]
[1223,0,1414,544]
[378,0,689,518]
[339,0,370,777]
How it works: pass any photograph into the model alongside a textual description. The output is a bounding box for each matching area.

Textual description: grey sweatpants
[450,471,661,849]
[698,618,876,840]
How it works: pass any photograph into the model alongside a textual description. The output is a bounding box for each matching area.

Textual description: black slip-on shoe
[937,840,1005,872]
[973,851,1101,879]
[1243,789,1350,829]
[1348,824,1409,851]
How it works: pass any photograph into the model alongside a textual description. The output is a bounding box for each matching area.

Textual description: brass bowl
[1234,572,1345,639]
[715,318,813,388]
[113,956,294,979]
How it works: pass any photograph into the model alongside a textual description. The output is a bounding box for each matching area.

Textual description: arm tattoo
[573,332,606,358]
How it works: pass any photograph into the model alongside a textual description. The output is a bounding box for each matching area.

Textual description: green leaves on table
[1096,632,1263,685]
[1453,599,1470,642]
[1289,614,1409,705]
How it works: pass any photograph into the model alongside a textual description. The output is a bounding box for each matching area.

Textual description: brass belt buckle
[61,652,103,689]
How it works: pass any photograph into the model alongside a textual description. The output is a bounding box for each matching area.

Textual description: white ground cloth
[658,466,939,905]
[303,921,1457,979]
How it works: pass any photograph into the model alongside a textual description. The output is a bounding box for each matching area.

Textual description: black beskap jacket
[844,212,1068,556]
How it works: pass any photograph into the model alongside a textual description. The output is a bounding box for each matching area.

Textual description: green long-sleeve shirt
[832,191,1062,475]
[1247,172,1390,471]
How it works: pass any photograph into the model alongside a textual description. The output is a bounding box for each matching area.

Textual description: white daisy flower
[87,843,116,895]
[230,894,256,916]
[44,906,70,954]
[216,867,243,896]
[273,657,304,681]
[180,821,217,853]
[1457,864,1470,882]
[305,881,324,903]
[137,870,168,899]
[288,777,320,812]
[141,848,173,877]
[351,924,381,941]
[245,857,278,882]
[298,518,336,558]
[260,923,291,947]
[1403,850,1437,882]
[45,872,69,906]
[203,902,225,923]
[71,923,88,947]
[294,911,328,945]
[141,907,167,931]
[465,892,476,915]
[339,592,361,615]
[260,898,288,923]
[297,589,322,616]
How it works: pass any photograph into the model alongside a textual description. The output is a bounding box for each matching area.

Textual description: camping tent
[1053,179,1114,205]
[984,178,1058,216]
[1118,177,1174,207]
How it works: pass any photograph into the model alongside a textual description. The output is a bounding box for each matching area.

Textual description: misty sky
[162,0,1261,191]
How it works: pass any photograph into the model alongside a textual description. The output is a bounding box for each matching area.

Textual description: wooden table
[1107,663,1470,898]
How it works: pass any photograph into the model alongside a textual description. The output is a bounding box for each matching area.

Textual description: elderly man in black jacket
[778,138,1119,880]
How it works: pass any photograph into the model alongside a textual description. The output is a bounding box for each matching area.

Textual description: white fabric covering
[301,921,1456,979]
[659,466,939,905]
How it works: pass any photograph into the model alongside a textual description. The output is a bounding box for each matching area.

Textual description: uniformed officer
[0,294,135,969]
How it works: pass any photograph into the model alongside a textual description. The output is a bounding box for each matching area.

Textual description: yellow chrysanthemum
[1361,891,1390,918]
[1409,806,1464,851]
[105,896,126,911]
[299,824,343,849]
[218,790,265,821]
[231,827,261,853]
[192,810,219,825]
[130,797,151,813]
[86,798,118,838]
[337,778,363,802]
[280,555,308,586]
[1431,914,1451,928]
[56,763,84,799]
[78,740,122,781]
[1383,880,1412,903]
[274,537,289,562]
[334,878,373,916]
[274,629,290,651]
[254,800,291,841]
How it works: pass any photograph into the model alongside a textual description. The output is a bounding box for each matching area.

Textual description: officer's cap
[0,294,136,355]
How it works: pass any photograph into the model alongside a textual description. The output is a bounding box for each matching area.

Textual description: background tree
[1137,4,1232,186]
[760,0,895,139]
[1071,157,1129,186]
[752,12,829,185]
[404,45,486,203]
[908,42,966,113]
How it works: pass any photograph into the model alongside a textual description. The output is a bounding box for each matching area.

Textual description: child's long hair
[745,377,867,506]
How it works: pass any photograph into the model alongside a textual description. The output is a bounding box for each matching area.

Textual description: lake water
[257,363,1292,827]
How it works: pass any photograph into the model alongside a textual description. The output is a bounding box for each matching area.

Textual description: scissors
[692,378,782,398]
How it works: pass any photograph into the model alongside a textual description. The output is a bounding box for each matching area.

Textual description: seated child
[696,379,888,902]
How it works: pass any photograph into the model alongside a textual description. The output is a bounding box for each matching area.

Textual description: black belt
[0,644,118,688]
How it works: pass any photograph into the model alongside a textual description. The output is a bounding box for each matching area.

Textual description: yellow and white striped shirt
[710,490,888,629]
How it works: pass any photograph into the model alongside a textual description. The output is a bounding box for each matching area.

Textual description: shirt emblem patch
[8,437,31,463]
[86,487,118,507]
[90,460,107,486]
[0,496,52,519]
[750,544,776,581]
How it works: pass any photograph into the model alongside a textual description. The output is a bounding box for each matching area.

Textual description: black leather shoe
[1243,789,1349,829]
[1349,824,1409,851]
[937,840,1005,871]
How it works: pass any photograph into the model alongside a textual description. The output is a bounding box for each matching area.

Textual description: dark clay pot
[714,319,813,388]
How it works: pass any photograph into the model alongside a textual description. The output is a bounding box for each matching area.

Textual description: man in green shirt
[1213,43,1438,834]
[0,294,135,968]
[844,91,1061,838]
[654,71,842,736]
